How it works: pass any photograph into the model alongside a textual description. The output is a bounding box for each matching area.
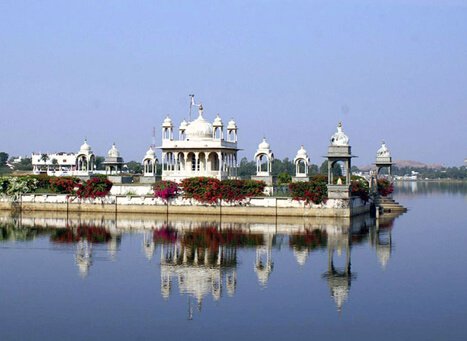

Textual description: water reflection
[0,211,402,314]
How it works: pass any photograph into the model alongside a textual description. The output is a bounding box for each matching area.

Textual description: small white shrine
[293,145,310,182]
[75,139,95,176]
[142,146,158,177]
[252,138,274,185]
[325,123,354,199]
[159,104,239,182]
[103,143,124,175]
[375,141,393,178]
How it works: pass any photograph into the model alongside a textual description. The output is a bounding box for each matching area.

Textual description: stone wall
[0,194,370,217]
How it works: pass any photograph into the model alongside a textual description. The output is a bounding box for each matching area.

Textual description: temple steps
[376,197,407,213]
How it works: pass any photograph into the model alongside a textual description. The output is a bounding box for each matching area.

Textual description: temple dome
[258,138,270,150]
[330,122,349,146]
[108,143,120,157]
[376,141,391,158]
[179,119,188,131]
[144,146,156,159]
[162,116,173,128]
[79,139,92,153]
[227,119,237,130]
[185,107,213,140]
[296,145,308,158]
[213,114,223,127]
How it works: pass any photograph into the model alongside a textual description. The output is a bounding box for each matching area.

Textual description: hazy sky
[1,0,466,166]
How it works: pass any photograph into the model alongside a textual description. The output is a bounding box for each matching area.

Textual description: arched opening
[331,161,346,184]
[198,153,206,172]
[296,159,307,175]
[208,152,220,171]
[257,154,269,174]
[214,127,222,140]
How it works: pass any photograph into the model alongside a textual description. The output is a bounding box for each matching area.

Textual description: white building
[159,105,239,182]
[32,152,77,176]
[32,139,95,176]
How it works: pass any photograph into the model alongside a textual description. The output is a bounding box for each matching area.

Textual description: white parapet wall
[0,192,370,217]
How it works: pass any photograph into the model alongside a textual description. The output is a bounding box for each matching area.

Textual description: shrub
[49,177,80,194]
[350,177,370,202]
[76,177,113,199]
[181,177,266,204]
[377,178,394,197]
[0,176,38,197]
[289,179,328,204]
[153,180,179,202]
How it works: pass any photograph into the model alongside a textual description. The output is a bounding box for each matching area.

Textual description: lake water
[0,182,466,340]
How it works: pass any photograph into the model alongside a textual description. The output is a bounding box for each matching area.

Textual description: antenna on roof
[189,94,195,122]
[151,126,156,149]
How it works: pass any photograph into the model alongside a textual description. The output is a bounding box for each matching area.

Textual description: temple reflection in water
[0,211,402,314]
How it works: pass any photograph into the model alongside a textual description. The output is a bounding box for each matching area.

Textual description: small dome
[162,116,173,128]
[330,122,349,146]
[185,107,213,140]
[108,143,120,157]
[227,119,237,130]
[213,114,223,127]
[179,119,188,130]
[79,139,92,153]
[296,145,308,157]
[376,141,391,158]
[145,146,156,159]
[258,138,270,150]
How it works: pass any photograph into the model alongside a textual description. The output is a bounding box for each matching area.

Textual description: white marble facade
[159,105,239,182]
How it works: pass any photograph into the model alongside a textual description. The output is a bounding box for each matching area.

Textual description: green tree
[277,172,292,185]
[319,160,328,175]
[126,161,143,174]
[95,156,105,170]
[0,152,9,166]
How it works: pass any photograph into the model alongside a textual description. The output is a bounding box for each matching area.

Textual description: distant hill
[358,160,444,171]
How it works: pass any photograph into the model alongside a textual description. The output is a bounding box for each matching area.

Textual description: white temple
[293,145,310,181]
[159,105,239,182]
[103,143,124,175]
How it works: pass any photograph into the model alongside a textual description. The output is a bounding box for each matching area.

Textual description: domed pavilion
[159,105,239,182]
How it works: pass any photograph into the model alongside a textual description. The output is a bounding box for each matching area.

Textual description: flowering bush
[350,177,370,202]
[153,180,180,202]
[0,176,38,198]
[289,177,328,204]
[76,176,113,199]
[49,176,80,194]
[377,178,394,197]
[180,177,266,204]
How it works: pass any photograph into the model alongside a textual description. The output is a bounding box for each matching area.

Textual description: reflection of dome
[258,138,270,150]
[330,122,349,146]
[162,116,173,128]
[227,119,237,130]
[330,280,349,312]
[185,107,213,140]
[79,139,92,153]
[293,248,309,266]
[107,143,120,157]
[376,244,391,270]
[213,114,223,127]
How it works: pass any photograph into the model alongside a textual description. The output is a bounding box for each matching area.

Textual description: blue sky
[1,0,466,166]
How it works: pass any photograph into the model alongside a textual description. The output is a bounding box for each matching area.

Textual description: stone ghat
[0,194,370,218]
